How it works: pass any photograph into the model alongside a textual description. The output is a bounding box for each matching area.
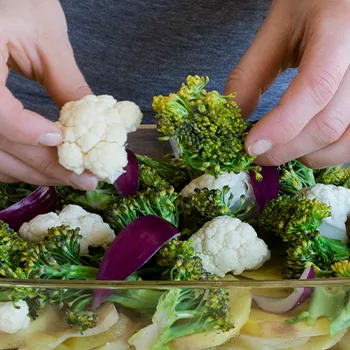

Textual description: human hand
[0,0,97,189]
[225,0,350,169]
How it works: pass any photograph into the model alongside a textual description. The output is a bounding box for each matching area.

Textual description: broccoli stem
[39,264,98,280]
[106,289,164,313]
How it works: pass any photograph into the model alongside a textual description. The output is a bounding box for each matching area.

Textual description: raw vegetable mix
[0,76,350,350]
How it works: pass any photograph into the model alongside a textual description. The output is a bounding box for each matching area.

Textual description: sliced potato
[240,252,285,281]
[241,305,330,339]
[59,312,143,350]
[294,331,346,350]
[216,334,311,349]
[0,305,62,349]
[171,283,252,350]
[18,303,119,350]
[94,339,133,349]
[337,329,350,350]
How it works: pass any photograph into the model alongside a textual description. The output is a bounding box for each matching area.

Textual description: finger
[224,3,289,118]
[0,85,64,146]
[0,174,18,183]
[255,67,350,166]
[0,149,58,185]
[0,40,62,147]
[245,23,350,157]
[39,37,92,107]
[0,135,98,190]
[297,125,350,169]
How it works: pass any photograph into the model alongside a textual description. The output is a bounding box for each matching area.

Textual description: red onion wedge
[0,186,57,231]
[249,166,279,212]
[92,215,180,309]
[252,266,315,314]
[114,149,139,196]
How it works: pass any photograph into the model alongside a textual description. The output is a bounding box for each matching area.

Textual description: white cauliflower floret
[191,216,270,277]
[59,205,115,254]
[18,205,115,255]
[113,100,143,133]
[302,183,350,243]
[180,171,255,210]
[57,95,142,183]
[0,300,30,334]
[19,212,61,244]
[83,143,128,184]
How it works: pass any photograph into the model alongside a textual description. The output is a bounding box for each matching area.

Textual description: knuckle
[298,156,319,169]
[38,158,56,177]
[264,152,286,166]
[314,111,346,146]
[307,70,338,107]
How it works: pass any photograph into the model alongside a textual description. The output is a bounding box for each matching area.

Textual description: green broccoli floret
[315,164,350,187]
[279,160,316,196]
[0,183,35,210]
[331,260,350,277]
[0,221,100,324]
[259,195,350,278]
[258,194,331,242]
[153,75,258,176]
[104,167,178,232]
[67,310,99,333]
[283,233,350,278]
[56,182,117,212]
[129,238,231,349]
[177,186,252,234]
[138,164,173,191]
[136,154,189,191]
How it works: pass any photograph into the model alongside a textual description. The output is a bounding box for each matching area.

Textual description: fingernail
[37,132,62,146]
[71,173,98,191]
[248,139,273,156]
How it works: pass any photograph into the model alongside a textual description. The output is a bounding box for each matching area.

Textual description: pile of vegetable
[1,75,350,349]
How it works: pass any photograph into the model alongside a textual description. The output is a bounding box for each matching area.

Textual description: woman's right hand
[0,0,98,190]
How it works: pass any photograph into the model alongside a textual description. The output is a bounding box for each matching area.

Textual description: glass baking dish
[0,125,349,350]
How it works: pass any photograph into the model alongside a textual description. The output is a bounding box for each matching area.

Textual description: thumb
[39,38,92,107]
[224,6,289,119]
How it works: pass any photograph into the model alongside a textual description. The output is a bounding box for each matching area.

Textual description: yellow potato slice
[58,312,143,350]
[336,329,350,350]
[293,331,346,350]
[216,334,311,349]
[240,252,285,281]
[17,303,119,350]
[241,305,330,339]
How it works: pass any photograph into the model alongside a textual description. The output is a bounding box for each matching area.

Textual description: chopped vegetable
[0,186,57,231]
[93,215,180,309]
[104,165,179,232]
[252,266,315,314]
[153,75,259,176]
[249,165,279,211]
[259,193,350,278]
[114,149,139,196]
[278,160,316,196]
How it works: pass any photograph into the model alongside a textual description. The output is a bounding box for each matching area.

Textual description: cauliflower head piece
[302,183,350,243]
[18,205,115,255]
[19,212,61,244]
[191,216,271,277]
[57,95,143,183]
[180,171,255,211]
[59,204,115,254]
[0,300,30,334]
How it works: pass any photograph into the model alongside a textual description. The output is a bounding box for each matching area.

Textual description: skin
[225,0,350,169]
[0,0,97,190]
[1,0,349,189]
